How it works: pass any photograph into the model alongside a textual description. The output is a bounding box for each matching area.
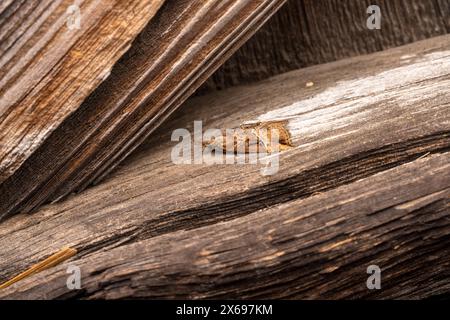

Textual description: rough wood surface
[0,0,165,183]
[0,35,449,299]
[2,153,449,299]
[200,0,450,92]
[0,0,286,220]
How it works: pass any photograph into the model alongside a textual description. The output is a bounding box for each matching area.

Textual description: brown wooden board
[1,35,449,298]
[0,0,165,185]
[2,154,449,299]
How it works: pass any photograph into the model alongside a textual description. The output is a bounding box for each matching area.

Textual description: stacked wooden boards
[1,35,449,298]
[0,0,286,220]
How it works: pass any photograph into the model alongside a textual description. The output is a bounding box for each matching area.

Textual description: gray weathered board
[0,35,449,299]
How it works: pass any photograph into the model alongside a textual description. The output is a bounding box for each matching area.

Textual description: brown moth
[203,120,293,154]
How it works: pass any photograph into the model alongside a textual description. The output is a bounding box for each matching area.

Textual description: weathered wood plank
[0,0,286,220]
[200,0,450,92]
[0,35,449,297]
[1,152,449,299]
[0,0,165,182]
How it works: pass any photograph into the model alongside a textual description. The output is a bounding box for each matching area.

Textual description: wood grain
[200,0,450,92]
[0,0,165,182]
[1,153,449,299]
[0,0,286,220]
[0,35,449,298]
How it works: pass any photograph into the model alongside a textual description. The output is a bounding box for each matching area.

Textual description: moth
[203,120,293,154]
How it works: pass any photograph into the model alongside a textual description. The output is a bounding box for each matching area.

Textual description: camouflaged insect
[203,120,293,154]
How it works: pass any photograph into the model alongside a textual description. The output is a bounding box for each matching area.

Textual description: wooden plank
[201,0,450,92]
[0,0,286,220]
[1,153,449,299]
[0,35,449,298]
[0,0,165,182]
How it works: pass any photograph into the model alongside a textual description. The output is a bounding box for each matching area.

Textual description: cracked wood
[0,35,449,298]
